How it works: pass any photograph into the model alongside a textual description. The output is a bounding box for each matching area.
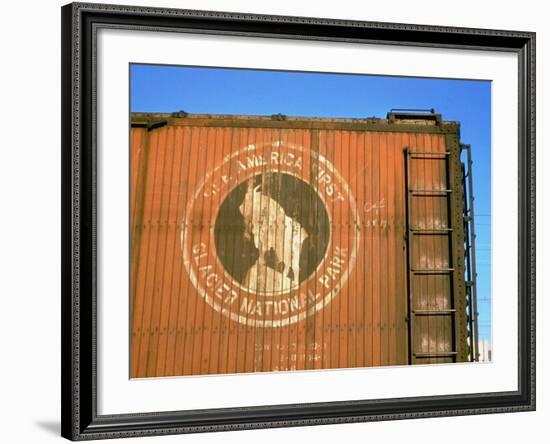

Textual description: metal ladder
[461,144,480,362]
[405,148,459,363]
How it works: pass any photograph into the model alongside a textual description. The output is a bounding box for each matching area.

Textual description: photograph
[0,0,543,442]
[55,1,536,440]
[129,64,492,378]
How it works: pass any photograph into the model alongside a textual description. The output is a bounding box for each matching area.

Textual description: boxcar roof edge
[130,112,461,135]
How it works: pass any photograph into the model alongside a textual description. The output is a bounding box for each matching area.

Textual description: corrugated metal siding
[130,116,466,378]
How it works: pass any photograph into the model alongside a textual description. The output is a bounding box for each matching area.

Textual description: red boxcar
[129,111,478,378]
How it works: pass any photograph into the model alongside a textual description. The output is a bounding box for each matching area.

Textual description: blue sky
[130,64,492,343]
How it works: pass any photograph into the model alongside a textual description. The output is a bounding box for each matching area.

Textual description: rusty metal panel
[130,114,467,378]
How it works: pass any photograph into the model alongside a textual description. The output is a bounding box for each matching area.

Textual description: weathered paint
[130,113,468,378]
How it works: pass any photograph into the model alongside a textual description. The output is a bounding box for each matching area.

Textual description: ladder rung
[410,152,450,159]
[413,352,458,358]
[412,309,456,316]
[410,228,453,234]
[411,268,454,275]
[410,189,452,196]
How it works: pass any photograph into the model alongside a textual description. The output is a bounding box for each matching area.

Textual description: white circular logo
[182,141,360,327]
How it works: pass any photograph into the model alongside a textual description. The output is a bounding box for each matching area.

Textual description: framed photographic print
[61,2,535,440]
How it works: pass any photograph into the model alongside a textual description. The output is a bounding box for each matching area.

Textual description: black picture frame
[61,2,536,440]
